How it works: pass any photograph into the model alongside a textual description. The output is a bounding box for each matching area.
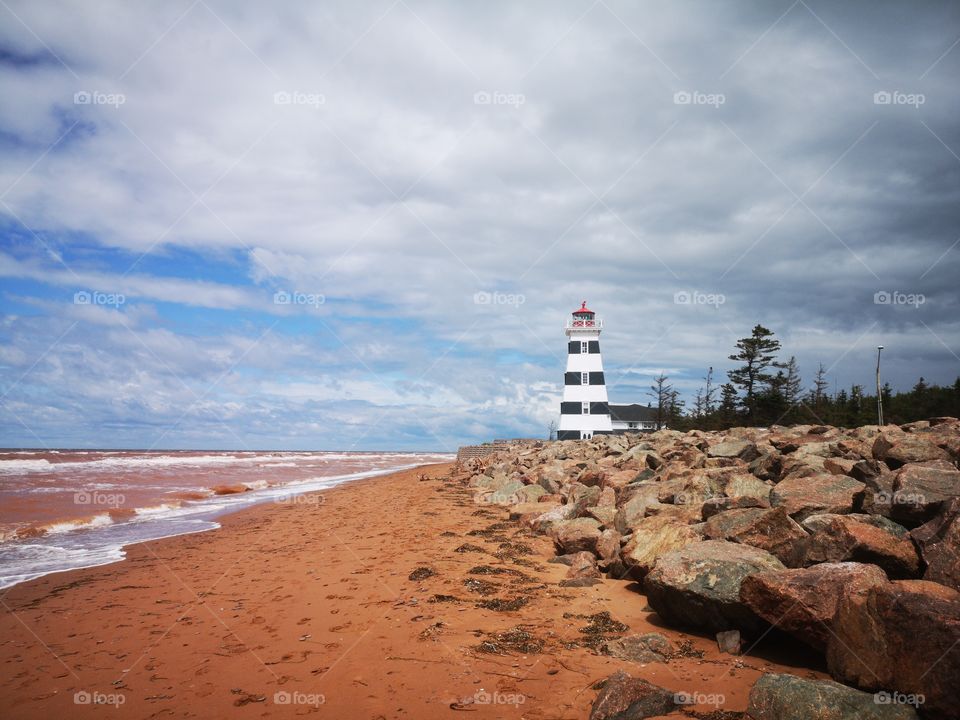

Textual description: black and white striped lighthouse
[557,301,613,440]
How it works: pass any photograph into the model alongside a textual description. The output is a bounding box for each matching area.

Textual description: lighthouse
[557,301,613,440]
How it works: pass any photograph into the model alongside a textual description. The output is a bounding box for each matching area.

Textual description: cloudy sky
[0,1,958,450]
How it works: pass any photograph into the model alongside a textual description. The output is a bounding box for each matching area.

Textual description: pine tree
[703,367,716,415]
[718,383,739,428]
[727,325,784,424]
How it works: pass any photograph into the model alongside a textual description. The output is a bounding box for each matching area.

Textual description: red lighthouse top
[572,300,594,316]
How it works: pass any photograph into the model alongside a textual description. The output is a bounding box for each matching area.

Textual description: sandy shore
[0,462,827,719]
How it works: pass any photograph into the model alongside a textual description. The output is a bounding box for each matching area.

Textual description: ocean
[0,449,453,589]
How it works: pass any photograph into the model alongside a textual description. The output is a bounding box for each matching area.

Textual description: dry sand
[0,463,827,719]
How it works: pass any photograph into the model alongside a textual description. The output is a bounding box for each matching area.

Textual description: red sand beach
[0,462,826,719]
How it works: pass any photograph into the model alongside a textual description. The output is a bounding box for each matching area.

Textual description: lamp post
[876,346,884,426]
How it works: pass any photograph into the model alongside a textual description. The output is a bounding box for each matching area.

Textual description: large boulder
[569,483,603,515]
[873,431,952,467]
[747,673,920,720]
[911,498,960,590]
[889,461,960,526]
[740,562,888,651]
[527,502,576,531]
[708,439,760,461]
[644,540,785,635]
[723,473,773,503]
[799,514,920,579]
[551,517,602,554]
[621,515,703,579]
[566,550,602,579]
[770,474,865,522]
[613,484,662,533]
[483,480,526,504]
[703,507,807,566]
[594,528,621,568]
[827,580,960,720]
[509,502,560,523]
[589,670,678,720]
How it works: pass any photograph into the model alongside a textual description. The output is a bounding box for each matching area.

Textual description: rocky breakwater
[465,418,960,719]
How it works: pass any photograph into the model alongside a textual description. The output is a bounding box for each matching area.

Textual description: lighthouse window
[582,402,590,414]
[581,372,589,385]
[580,341,588,353]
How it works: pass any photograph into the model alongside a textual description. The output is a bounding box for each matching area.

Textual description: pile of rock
[465,418,960,719]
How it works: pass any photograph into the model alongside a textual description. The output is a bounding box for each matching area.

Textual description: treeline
[649,324,960,430]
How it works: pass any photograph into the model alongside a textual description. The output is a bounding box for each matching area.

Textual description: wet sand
[0,463,827,719]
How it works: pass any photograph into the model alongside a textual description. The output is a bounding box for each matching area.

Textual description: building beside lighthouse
[557,302,614,440]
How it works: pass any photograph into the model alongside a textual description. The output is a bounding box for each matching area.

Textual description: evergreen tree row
[648,325,960,430]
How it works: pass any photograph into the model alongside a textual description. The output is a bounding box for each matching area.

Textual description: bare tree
[647,373,672,430]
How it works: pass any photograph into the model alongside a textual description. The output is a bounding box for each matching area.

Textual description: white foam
[0,451,447,474]
[44,513,114,535]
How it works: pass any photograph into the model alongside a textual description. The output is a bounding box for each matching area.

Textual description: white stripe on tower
[558,301,613,440]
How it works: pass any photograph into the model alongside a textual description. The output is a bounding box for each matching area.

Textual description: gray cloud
[0,0,958,447]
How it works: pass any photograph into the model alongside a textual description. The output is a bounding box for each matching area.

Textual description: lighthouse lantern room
[557,301,613,440]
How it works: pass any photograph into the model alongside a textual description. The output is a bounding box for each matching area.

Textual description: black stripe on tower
[556,430,581,440]
[588,341,600,353]
[590,402,609,415]
[560,402,581,414]
[567,341,578,354]
[564,372,579,385]
[589,371,605,385]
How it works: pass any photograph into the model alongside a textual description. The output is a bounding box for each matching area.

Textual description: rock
[559,577,601,587]
[850,459,884,482]
[587,506,617,527]
[778,453,828,481]
[644,540,785,635]
[595,528,621,568]
[578,466,606,487]
[486,480,525,504]
[551,517,602,554]
[799,514,920,579]
[621,515,703,579]
[889,461,960,526]
[824,457,858,476]
[515,484,546,503]
[723,473,772,502]
[598,486,617,507]
[508,502,559,523]
[602,633,675,664]
[566,550,601,579]
[703,507,807,566]
[748,450,781,481]
[643,502,703,524]
[827,580,960,719]
[873,431,952,467]
[708,439,760,461]
[589,670,678,720]
[747,673,920,720]
[569,483,603,515]
[527,502,576,531]
[602,469,639,491]
[857,472,898,517]
[911,498,960,590]
[613,484,662,533]
[702,495,769,519]
[770,474,865,522]
[716,629,741,654]
[739,562,888,651]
